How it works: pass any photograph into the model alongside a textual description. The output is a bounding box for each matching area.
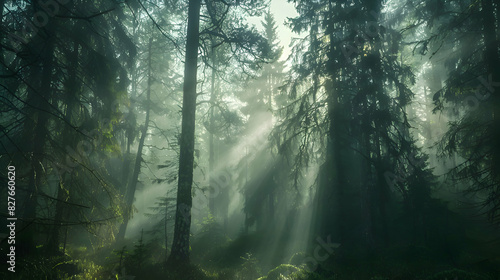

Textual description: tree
[277,0,437,258]
[429,0,500,224]
[240,11,286,233]
[1,0,135,255]
[167,0,202,266]
[167,0,270,265]
[117,38,153,240]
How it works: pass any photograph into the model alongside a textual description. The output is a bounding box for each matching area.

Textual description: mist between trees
[1,0,500,280]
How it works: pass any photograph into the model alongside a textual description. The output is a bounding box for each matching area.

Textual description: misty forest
[2,0,500,279]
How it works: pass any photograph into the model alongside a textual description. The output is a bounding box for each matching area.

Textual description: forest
[1,0,500,279]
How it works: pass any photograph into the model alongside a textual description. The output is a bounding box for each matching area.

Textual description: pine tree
[167,0,202,266]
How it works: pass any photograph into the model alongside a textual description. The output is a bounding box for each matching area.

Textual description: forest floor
[2,234,499,280]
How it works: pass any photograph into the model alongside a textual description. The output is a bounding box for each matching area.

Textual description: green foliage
[259,263,336,280]
[0,249,108,280]
[194,231,263,269]
[203,268,236,280]
[0,256,69,280]
[261,10,284,62]
[124,231,149,275]
[236,253,262,280]
[10,239,163,280]
[65,259,105,280]
[266,264,300,280]
[191,214,229,265]
[107,246,130,276]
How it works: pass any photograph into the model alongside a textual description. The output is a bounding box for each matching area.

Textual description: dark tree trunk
[20,28,54,256]
[164,199,169,264]
[47,40,79,254]
[167,0,201,267]
[481,0,500,184]
[313,1,348,251]
[0,0,5,64]
[47,181,69,253]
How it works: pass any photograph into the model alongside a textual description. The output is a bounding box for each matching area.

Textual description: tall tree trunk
[326,79,346,245]
[117,38,153,240]
[47,181,69,253]
[47,40,79,254]
[167,0,201,266]
[0,0,5,65]
[313,0,348,251]
[481,0,500,184]
[20,28,54,256]
[208,39,217,216]
[164,199,169,264]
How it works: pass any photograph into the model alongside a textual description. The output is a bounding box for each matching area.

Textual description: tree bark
[208,39,217,216]
[46,40,79,254]
[20,26,54,256]
[167,0,201,267]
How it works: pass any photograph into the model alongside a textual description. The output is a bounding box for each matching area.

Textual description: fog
[1,0,500,279]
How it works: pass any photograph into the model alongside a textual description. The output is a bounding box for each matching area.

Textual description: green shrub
[266,264,300,280]
[236,253,262,280]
